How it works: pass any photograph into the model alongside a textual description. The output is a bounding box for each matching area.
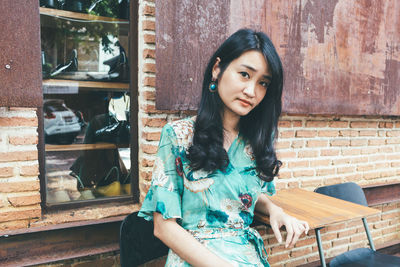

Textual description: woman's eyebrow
[240,64,272,80]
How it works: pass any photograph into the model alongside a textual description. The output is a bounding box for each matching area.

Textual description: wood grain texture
[254,188,380,229]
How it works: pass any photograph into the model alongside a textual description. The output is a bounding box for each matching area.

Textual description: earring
[209,80,217,92]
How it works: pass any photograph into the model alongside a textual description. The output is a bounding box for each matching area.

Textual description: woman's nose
[243,82,256,97]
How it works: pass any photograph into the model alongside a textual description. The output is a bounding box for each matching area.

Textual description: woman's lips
[238,99,252,106]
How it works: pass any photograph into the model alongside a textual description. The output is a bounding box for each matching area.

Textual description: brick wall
[0,0,398,266]
[137,1,400,266]
[0,107,41,231]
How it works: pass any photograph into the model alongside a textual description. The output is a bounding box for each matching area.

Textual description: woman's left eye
[260,81,270,88]
[239,72,250,79]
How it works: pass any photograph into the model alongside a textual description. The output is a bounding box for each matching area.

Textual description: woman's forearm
[153,212,232,267]
[255,193,282,215]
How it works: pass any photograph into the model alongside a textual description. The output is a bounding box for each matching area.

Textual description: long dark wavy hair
[187,29,283,182]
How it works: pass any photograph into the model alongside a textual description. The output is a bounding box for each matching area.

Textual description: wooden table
[254,188,381,267]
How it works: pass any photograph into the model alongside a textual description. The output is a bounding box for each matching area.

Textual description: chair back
[120,212,169,267]
[314,182,368,206]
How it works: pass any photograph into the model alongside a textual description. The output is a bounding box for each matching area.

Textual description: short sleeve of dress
[138,124,184,221]
[261,180,276,196]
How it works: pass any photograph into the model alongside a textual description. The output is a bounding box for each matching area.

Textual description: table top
[254,188,381,229]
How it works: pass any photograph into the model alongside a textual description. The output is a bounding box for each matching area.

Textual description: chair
[314,182,400,267]
[120,212,169,267]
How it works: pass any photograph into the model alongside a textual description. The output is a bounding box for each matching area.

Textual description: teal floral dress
[138,118,276,267]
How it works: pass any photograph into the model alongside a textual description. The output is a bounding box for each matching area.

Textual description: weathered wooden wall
[156,0,400,115]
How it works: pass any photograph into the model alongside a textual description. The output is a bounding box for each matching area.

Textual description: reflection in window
[40,2,131,203]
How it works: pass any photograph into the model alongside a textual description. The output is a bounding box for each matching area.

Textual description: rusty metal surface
[363,182,400,206]
[156,0,400,115]
[156,0,230,110]
[0,220,121,266]
[0,0,43,107]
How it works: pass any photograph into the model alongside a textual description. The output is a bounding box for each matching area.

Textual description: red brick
[337,166,355,174]
[8,194,41,207]
[278,120,291,128]
[329,245,349,257]
[20,165,39,176]
[291,140,304,148]
[143,76,156,87]
[277,171,292,179]
[310,159,331,167]
[330,139,350,146]
[141,104,162,114]
[379,122,393,128]
[287,181,300,188]
[324,177,343,185]
[356,164,374,172]
[396,122,400,128]
[292,120,302,127]
[359,130,377,136]
[143,5,155,16]
[333,237,350,246]
[327,222,346,232]
[8,107,36,111]
[279,130,295,138]
[305,121,327,127]
[316,168,335,176]
[296,130,317,138]
[382,225,398,235]
[0,167,13,178]
[329,121,349,128]
[363,172,381,179]
[382,203,397,212]
[0,151,38,162]
[286,258,307,267]
[298,150,318,158]
[267,252,289,264]
[0,207,41,223]
[361,147,378,154]
[142,118,167,128]
[288,161,309,168]
[0,117,38,127]
[144,34,155,44]
[140,171,152,181]
[339,130,358,137]
[301,179,323,187]
[382,212,399,220]
[141,144,158,154]
[341,148,361,156]
[386,131,400,137]
[0,181,40,193]
[350,122,377,128]
[386,138,400,144]
[306,140,328,147]
[9,135,38,145]
[143,63,156,73]
[143,49,155,59]
[332,158,351,165]
[379,147,394,153]
[318,130,339,137]
[293,170,314,177]
[276,151,296,159]
[142,131,161,141]
[351,157,368,164]
[142,91,156,101]
[294,237,315,248]
[320,149,340,156]
[0,219,30,231]
[276,141,290,149]
[350,139,368,146]
[368,139,385,146]
[141,158,155,167]
[142,20,155,31]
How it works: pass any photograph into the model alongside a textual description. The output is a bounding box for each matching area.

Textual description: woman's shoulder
[163,116,196,148]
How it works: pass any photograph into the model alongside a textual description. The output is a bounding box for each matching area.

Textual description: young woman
[138,29,309,267]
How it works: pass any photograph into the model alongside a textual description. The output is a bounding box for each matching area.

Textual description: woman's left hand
[268,205,309,248]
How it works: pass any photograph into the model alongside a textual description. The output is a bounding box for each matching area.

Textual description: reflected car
[43,99,81,144]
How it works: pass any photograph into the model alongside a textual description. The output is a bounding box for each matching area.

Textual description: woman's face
[212,50,272,119]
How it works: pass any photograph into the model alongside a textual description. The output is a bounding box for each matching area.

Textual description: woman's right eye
[239,72,250,79]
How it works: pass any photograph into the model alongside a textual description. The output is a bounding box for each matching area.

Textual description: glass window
[39,0,132,204]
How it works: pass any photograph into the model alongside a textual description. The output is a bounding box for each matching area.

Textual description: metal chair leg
[315,228,326,267]
[362,217,376,251]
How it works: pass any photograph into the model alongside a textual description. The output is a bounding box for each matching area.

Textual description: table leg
[315,228,326,267]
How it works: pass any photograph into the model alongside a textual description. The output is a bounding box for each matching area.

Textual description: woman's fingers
[271,222,283,243]
[284,221,294,248]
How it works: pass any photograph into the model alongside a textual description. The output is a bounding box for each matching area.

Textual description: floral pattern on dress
[138,117,275,267]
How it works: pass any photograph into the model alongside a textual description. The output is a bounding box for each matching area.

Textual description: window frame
[38,0,139,211]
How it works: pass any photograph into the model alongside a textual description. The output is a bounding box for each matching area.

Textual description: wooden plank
[45,143,125,152]
[39,7,128,22]
[43,79,129,89]
[255,188,380,229]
